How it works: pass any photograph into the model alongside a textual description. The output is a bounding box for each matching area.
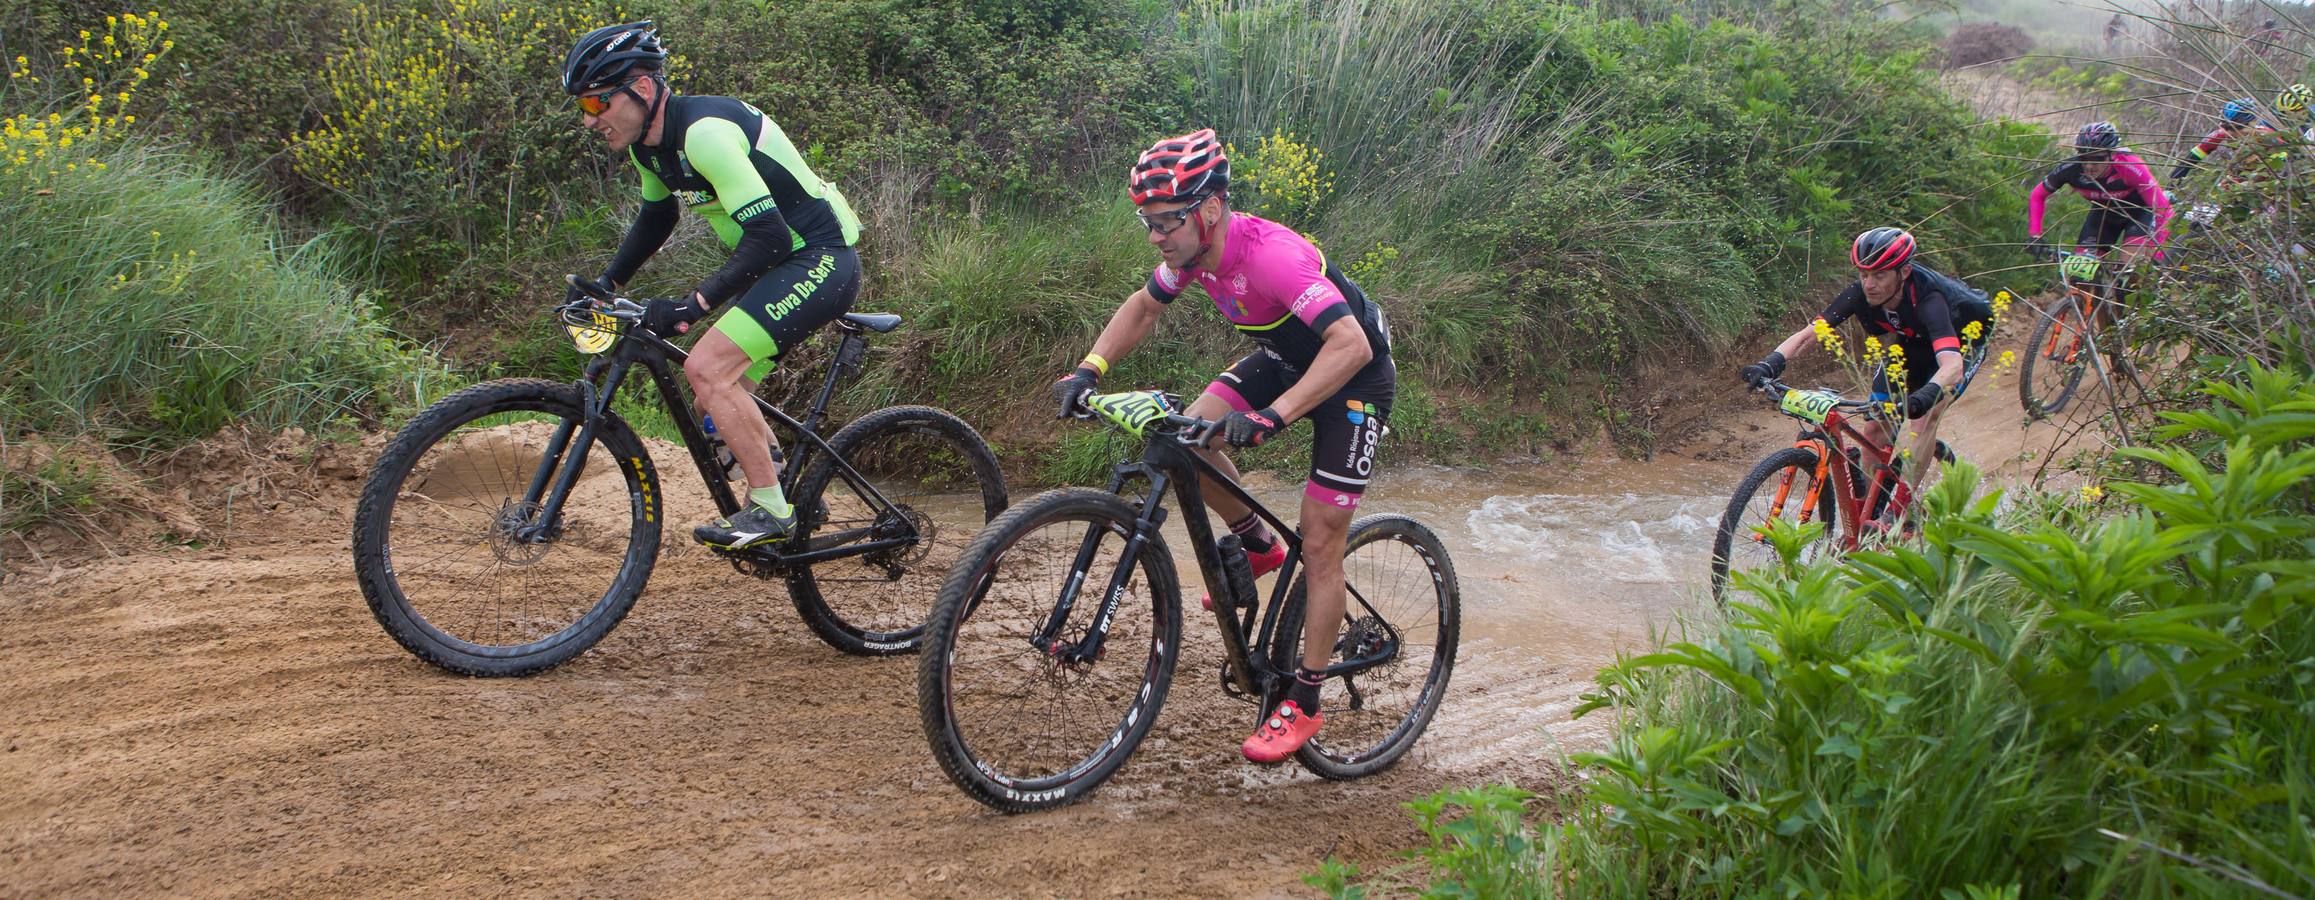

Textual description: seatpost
[802,332,868,436]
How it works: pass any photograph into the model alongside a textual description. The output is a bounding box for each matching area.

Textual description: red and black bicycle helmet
[1851,227,1916,271]
[1129,128,1229,206]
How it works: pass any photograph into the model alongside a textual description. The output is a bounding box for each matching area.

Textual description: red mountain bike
[1708,379,1953,603]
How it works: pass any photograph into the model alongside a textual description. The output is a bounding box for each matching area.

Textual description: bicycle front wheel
[917,488,1181,813]
[1271,514,1461,780]
[2020,296,2094,419]
[1709,445,1837,604]
[786,405,1007,655]
[352,378,661,676]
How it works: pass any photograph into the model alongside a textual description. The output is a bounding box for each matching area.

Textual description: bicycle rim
[1294,515,1460,779]
[2023,300,2093,418]
[924,491,1179,807]
[1710,446,1834,603]
[787,406,1006,655]
[357,383,654,674]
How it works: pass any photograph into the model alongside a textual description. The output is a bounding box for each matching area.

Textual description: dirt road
[0,455,1563,898]
[0,317,2093,897]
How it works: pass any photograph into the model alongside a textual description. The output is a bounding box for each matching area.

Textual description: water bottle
[1216,534,1258,611]
[700,414,740,481]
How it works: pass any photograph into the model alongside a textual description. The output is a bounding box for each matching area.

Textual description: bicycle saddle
[839,312,904,333]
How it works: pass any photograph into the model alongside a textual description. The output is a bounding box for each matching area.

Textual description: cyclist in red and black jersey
[1052,129,1395,762]
[2169,98,2272,182]
[1740,229,1990,527]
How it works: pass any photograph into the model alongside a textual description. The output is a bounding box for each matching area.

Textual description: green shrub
[282,0,628,279]
[0,18,444,444]
[1324,368,2315,896]
[0,141,448,444]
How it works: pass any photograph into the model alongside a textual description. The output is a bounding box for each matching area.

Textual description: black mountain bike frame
[1035,414,1403,708]
[520,300,916,569]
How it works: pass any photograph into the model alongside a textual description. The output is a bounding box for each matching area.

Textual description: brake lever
[1173,416,1220,447]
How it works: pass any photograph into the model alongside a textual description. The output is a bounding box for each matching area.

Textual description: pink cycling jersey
[1147,213,1392,390]
[2028,150,2172,247]
[1146,212,1396,508]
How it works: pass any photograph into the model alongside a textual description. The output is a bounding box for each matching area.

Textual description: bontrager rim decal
[1778,389,1838,425]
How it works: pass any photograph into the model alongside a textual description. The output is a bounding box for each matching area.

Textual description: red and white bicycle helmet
[1129,128,1229,206]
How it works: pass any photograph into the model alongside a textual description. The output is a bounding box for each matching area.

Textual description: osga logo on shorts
[1342,400,1381,478]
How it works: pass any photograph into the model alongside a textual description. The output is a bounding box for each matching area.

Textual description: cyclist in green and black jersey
[562,22,865,549]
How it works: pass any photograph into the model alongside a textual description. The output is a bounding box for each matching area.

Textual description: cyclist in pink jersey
[1051,128,1396,763]
[2026,121,2171,271]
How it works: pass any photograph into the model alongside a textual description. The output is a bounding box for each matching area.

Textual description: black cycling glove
[642,297,708,338]
[1905,381,1944,419]
[1739,351,1787,389]
[1221,407,1285,448]
[1052,366,1099,418]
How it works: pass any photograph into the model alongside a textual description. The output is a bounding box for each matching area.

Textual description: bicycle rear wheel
[917,488,1181,813]
[1270,514,1461,780]
[2020,296,2094,419]
[786,405,1006,655]
[1709,445,1837,604]
[352,379,661,676]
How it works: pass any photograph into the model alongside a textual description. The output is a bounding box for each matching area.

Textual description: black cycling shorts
[711,246,860,380]
[2076,204,2157,252]
[1204,350,1393,510]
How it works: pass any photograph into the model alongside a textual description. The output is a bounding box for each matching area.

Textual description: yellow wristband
[1081,352,1110,376]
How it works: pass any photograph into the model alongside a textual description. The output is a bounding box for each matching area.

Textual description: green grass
[0,143,447,446]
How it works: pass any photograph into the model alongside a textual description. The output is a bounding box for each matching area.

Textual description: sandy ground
[0,435,1568,898]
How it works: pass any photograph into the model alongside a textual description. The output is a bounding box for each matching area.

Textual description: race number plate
[1778,388,1838,425]
[1086,391,1173,437]
[566,309,619,355]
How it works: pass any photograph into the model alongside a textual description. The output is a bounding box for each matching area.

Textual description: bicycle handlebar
[1755,378,1884,416]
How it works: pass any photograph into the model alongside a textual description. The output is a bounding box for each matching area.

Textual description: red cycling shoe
[1242,699,1323,763]
[1203,541,1287,611]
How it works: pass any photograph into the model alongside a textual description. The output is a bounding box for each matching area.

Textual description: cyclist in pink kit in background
[2025,121,2172,272]
[1052,128,1396,763]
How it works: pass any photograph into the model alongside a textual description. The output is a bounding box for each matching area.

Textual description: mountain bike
[1709,379,1958,603]
[2019,245,2128,419]
[352,282,1006,675]
[916,390,1459,812]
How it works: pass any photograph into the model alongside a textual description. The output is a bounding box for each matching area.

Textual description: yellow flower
[2080,484,2104,502]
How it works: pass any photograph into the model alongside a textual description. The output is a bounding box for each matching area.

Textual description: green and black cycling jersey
[603,94,862,305]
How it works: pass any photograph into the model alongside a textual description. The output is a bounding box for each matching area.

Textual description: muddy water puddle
[1153,451,1739,773]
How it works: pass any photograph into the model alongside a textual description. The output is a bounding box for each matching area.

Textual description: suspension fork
[1756,436,1833,544]
[1032,466,1170,664]
[514,358,633,541]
